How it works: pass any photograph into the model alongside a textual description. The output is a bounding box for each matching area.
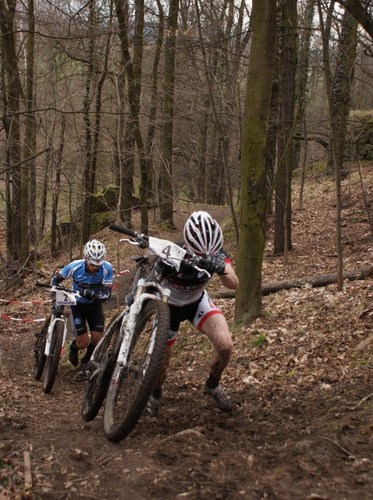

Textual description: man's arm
[219,262,239,290]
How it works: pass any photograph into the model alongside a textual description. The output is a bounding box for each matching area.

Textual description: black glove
[200,255,226,275]
[81,289,96,300]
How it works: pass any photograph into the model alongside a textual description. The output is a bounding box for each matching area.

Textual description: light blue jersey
[52,259,113,304]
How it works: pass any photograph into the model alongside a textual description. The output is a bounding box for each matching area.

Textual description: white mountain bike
[81,224,206,442]
[34,283,79,394]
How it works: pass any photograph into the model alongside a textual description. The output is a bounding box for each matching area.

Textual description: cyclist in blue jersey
[51,239,113,380]
[144,211,239,416]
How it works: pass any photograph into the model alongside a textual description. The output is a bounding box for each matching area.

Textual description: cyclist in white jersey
[51,239,113,380]
[144,211,239,416]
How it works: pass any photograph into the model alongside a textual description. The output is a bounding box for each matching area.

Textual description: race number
[55,290,77,306]
[148,237,186,270]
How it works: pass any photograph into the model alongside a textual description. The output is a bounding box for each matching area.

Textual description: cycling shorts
[167,290,222,345]
[70,301,105,336]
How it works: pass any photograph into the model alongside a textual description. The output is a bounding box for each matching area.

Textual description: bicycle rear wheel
[43,320,64,394]
[81,313,122,422]
[103,299,169,442]
[33,317,50,380]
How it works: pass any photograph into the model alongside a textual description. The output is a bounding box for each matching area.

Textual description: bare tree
[115,0,145,228]
[336,0,373,38]
[158,0,179,227]
[318,2,358,289]
[273,0,298,257]
[0,0,25,270]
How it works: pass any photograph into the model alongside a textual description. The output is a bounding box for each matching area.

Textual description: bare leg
[201,314,234,381]
[201,314,234,412]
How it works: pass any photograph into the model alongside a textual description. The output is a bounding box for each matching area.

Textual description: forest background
[0,2,372,497]
[0,0,372,324]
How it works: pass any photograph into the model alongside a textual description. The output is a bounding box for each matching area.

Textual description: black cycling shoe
[204,384,233,412]
[80,342,94,364]
[69,343,79,367]
[75,365,91,382]
[143,395,161,417]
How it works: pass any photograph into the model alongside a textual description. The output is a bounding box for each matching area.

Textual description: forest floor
[0,163,373,500]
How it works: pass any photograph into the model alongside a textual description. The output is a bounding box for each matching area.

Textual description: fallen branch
[23,450,32,490]
[320,437,356,460]
[211,266,373,299]
[347,392,373,411]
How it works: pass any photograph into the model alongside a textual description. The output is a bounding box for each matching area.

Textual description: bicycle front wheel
[104,299,170,442]
[81,313,122,422]
[43,320,64,394]
[33,317,50,380]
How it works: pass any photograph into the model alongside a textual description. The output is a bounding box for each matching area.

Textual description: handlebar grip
[36,282,71,293]
[109,224,138,238]
[36,282,51,288]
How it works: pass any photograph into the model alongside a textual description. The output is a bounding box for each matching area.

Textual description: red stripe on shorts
[197,309,223,330]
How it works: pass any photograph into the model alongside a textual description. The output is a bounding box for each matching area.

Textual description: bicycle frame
[34,284,81,394]
[83,223,209,440]
[44,289,77,357]
[115,280,171,370]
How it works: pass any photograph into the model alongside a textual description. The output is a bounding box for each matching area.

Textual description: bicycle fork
[45,316,67,358]
[112,289,169,384]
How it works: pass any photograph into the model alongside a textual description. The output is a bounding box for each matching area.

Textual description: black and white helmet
[183,211,223,255]
[84,239,106,265]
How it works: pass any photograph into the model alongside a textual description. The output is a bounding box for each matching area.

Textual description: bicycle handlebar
[109,224,148,240]
[36,282,78,294]
[109,224,149,249]
[109,224,209,274]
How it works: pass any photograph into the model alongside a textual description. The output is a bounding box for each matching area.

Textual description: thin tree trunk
[115,0,145,229]
[50,115,66,257]
[23,0,36,253]
[158,0,179,227]
[81,0,96,243]
[273,0,297,258]
[143,0,164,217]
[317,0,357,290]
[297,0,316,208]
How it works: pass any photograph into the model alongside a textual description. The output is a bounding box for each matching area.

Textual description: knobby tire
[103,299,169,442]
[43,320,64,394]
[81,313,122,422]
[33,317,50,380]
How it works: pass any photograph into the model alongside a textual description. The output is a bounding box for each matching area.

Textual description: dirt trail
[1,169,373,499]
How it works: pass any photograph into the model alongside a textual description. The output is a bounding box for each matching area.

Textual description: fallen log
[211,266,373,299]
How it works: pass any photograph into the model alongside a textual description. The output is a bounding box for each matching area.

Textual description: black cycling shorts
[70,301,105,336]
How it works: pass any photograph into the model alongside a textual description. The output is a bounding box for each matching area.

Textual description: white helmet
[183,211,223,255]
[84,239,106,265]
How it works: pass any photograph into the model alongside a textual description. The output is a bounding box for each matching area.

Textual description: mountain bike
[34,283,79,394]
[81,224,206,442]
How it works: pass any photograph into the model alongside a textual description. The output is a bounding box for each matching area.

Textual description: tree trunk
[0,0,24,269]
[50,116,66,257]
[234,0,277,324]
[273,0,298,257]
[158,0,179,228]
[143,0,164,229]
[336,0,373,38]
[81,0,96,243]
[23,0,36,254]
[115,0,145,229]
[297,0,316,209]
[317,1,357,291]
